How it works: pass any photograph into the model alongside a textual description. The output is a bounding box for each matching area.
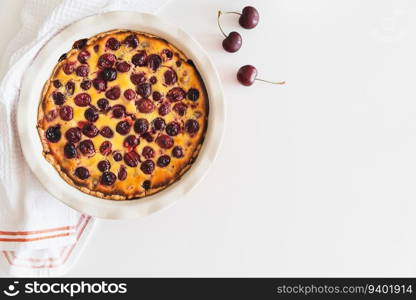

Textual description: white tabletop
[2,0,416,277]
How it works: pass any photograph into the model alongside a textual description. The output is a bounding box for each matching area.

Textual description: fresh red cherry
[239,6,259,29]
[217,11,242,53]
[237,65,285,86]
[219,6,260,30]
[222,32,242,53]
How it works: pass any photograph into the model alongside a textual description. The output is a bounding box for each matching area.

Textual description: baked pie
[37,30,208,200]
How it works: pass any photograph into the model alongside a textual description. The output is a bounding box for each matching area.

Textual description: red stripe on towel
[2,215,91,269]
[0,226,75,236]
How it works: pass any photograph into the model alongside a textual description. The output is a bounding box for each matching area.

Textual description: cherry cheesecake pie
[37,30,208,200]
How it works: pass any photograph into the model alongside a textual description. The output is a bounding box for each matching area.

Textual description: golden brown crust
[37,29,208,200]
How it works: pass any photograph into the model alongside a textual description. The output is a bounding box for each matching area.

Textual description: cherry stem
[223,11,242,16]
[217,11,242,38]
[217,11,227,38]
[255,78,286,85]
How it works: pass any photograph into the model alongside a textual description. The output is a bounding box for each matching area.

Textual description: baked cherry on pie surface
[37,30,208,200]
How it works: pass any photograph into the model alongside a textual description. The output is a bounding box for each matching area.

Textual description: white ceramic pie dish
[18,11,225,219]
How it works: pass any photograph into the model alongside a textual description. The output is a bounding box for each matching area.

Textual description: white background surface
[2,0,416,276]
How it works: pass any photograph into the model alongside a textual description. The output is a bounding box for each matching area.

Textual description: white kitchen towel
[0,0,169,277]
